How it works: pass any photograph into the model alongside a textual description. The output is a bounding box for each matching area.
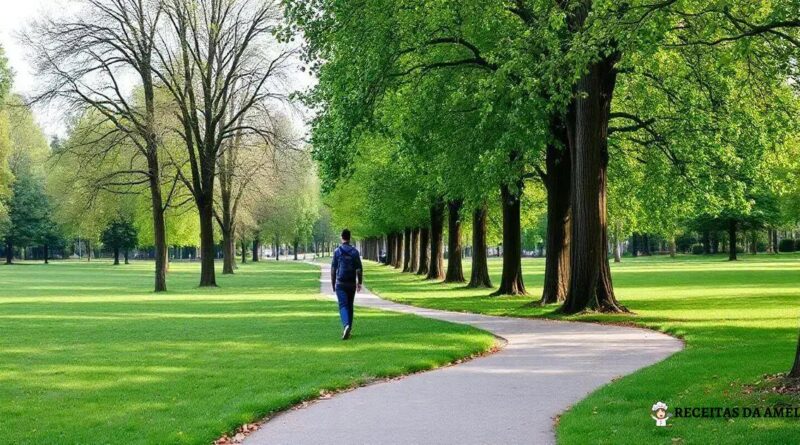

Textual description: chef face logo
[651,401,669,426]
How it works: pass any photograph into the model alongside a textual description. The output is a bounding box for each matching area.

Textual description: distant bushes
[691,244,705,255]
[779,239,796,253]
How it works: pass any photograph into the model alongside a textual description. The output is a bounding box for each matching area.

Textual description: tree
[215,113,297,273]
[1,96,52,264]
[4,175,50,263]
[28,0,171,291]
[153,0,295,286]
[101,219,139,265]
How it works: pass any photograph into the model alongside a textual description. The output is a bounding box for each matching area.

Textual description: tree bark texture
[561,51,626,314]
[468,204,492,288]
[493,183,526,296]
[427,201,445,280]
[445,200,465,283]
[417,227,430,275]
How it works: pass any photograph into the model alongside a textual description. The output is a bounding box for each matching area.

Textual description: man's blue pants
[335,284,356,327]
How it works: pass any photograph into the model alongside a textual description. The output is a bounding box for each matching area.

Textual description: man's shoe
[342,325,352,340]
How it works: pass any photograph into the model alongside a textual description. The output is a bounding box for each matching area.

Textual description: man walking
[331,229,363,340]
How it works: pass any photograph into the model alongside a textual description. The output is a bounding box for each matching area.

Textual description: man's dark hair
[341,229,351,241]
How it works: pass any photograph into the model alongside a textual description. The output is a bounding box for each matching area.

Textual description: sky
[0,1,65,135]
[0,1,315,138]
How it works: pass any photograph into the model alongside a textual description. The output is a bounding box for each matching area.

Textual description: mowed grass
[0,260,494,445]
[364,254,800,444]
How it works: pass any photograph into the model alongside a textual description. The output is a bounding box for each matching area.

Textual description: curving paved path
[244,263,683,445]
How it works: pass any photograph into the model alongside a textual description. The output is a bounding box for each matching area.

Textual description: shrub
[691,244,705,255]
[779,239,796,253]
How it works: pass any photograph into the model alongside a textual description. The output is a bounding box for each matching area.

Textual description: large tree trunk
[221,226,236,274]
[417,228,430,275]
[728,219,738,261]
[44,244,49,264]
[670,236,677,258]
[198,197,217,286]
[541,135,571,304]
[493,183,526,295]
[703,230,712,254]
[561,51,626,314]
[403,228,412,272]
[445,199,465,283]
[427,201,445,280]
[124,250,129,264]
[293,239,299,261]
[113,247,120,265]
[252,237,260,262]
[468,204,492,288]
[241,239,247,264]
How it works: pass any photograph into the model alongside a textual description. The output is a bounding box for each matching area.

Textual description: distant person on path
[331,229,363,340]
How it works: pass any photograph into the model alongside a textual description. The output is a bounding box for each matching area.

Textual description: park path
[243,263,683,445]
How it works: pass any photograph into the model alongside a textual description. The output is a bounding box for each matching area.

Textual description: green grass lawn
[364,254,800,444]
[0,260,494,445]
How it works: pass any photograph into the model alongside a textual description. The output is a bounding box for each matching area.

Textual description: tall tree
[153,0,294,286]
[28,0,170,291]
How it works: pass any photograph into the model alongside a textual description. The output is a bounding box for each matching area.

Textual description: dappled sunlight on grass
[0,260,494,444]
[365,254,800,444]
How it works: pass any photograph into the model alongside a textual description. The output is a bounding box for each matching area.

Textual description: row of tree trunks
[427,200,445,280]
[359,237,382,261]
[444,200,465,283]
[468,203,492,288]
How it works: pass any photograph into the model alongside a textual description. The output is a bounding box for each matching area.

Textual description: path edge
[212,261,506,445]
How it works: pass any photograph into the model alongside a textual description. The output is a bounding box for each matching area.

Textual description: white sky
[0,1,64,135]
[0,1,315,138]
